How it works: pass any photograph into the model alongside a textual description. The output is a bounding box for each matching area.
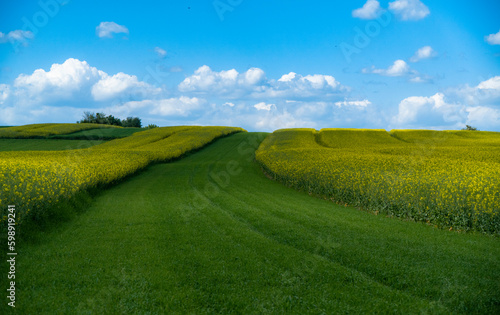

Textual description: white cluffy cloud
[352,0,384,20]
[466,106,500,130]
[14,58,104,101]
[277,72,340,89]
[178,65,265,94]
[389,0,430,21]
[0,84,10,104]
[1,60,363,130]
[116,96,205,117]
[0,30,34,43]
[272,72,344,99]
[392,76,500,130]
[485,29,500,45]
[179,66,345,100]
[334,100,371,107]
[393,93,464,126]
[12,58,159,104]
[254,102,275,111]
[91,72,160,101]
[362,59,411,76]
[477,76,500,90]
[96,22,129,38]
[410,46,437,62]
[409,75,432,83]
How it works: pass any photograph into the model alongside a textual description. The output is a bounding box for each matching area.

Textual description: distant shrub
[121,117,142,128]
[145,124,159,129]
[462,125,478,131]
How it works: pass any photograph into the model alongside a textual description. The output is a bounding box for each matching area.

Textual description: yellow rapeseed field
[256,128,500,234]
[0,126,244,225]
[0,123,121,138]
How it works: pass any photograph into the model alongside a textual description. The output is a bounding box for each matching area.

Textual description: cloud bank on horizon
[0,0,499,131]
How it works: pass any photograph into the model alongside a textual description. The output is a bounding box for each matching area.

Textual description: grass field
[50,127,143,140]
[0,139,105,151]
[1,132,498,313]
[0,126,243,228]
[256,128,500,234]
[0,123,121,139]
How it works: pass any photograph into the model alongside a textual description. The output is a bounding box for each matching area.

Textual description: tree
[462,125,478,131]
[122,117,142,128]
[95,112,107,124]
[77,112,141,127]
[78,111,96,124]
[106,115,122,126]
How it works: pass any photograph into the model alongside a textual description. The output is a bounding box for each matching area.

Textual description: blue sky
[1,0,499,131]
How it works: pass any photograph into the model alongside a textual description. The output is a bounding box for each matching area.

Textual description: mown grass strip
[49,127,143,140]
[0,139,105,151]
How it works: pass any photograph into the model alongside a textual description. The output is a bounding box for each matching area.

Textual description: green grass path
[3,133,499,313]
[0,139,105,151]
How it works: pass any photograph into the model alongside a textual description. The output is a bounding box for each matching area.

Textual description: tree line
[77,112,142,128]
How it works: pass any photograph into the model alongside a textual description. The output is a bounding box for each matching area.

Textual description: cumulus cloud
[466,106,500,130]
[393,93,466,127]
[155,47,167,58]
[0,84,10,104]
[392,76,500,131]
[179,66,345,100]
[389,0,430,21]
[0,59,394,131]
[278,73,340,89]
[122,97,205,117]
[409,75,433,83]
[9,58,159,107]
[334,100,371,107]
[1,61,357,130]
[96,22,129,38]
[278,72,297,82]
[485,29,500,45]
[352,0,384,20]
[254,102,275,111]
[449,76,500,106]
[0,107,16,125]
[362,59,411,76]
[13,58,104,103]
[0,105,85,126]
[244,67,266,85]
[254,109,313,131]
[0,30,34,43]
[409,46,437,62]
[269,72,345,99]
[179,65,243,93]
[477,76,500,90]
[91,72,161,101]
